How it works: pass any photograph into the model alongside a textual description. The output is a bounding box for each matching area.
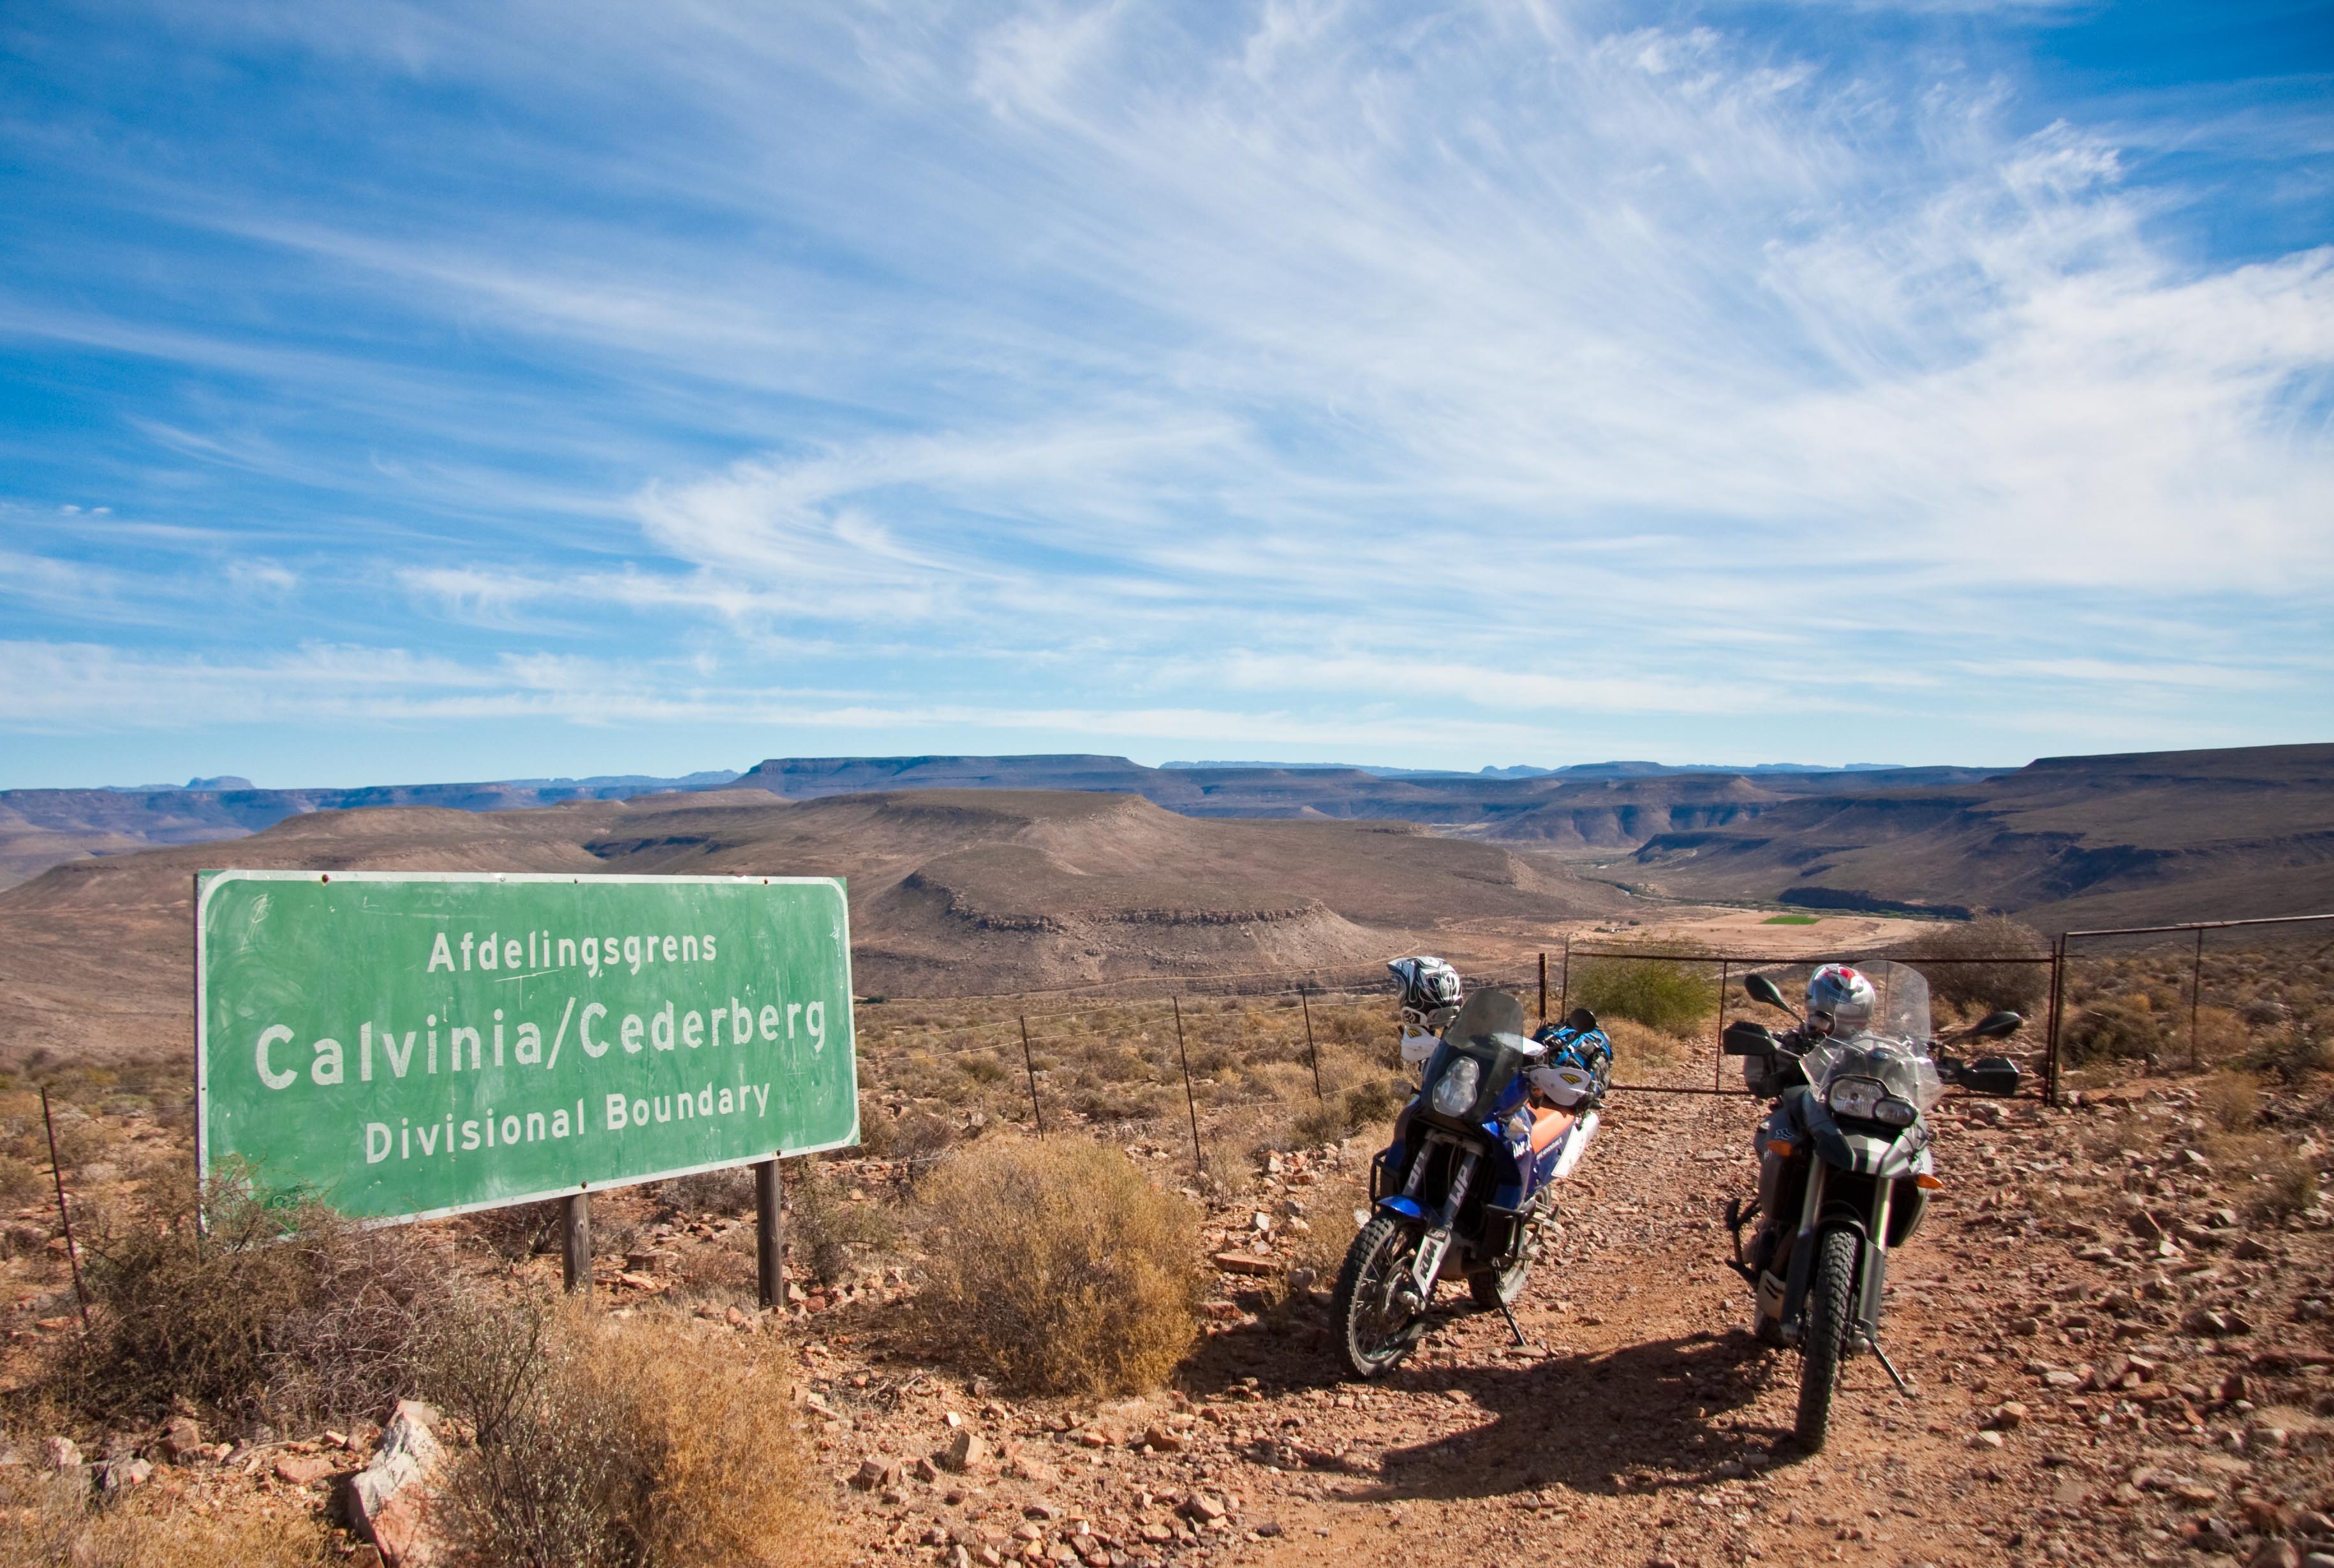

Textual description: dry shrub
[891,1111,955,1171]
[2203,1132,2324,1222]
[0,1152,40,1204]
[2199,1072,2260,1132]
[788,1160,896,1285]
[658,1165,755,1217]
[2243,1012,2334,1083]
[1602,1017,1687,1072]
[0,1458,332,1568]
[1891,917,2051,1013]
[915,1138,1201,1395]
[1566,955,1713,1037]
[42,1173,450,1431]
[427,1295,827,1568]
[2062,1000,2169,1065]
[1289,1075,1407,1146]
[465,1197,563,1262]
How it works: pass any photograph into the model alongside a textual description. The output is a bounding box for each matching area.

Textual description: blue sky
[2,0,2329,788]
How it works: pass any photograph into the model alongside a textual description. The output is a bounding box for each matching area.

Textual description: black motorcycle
[1721,961,2025,1449]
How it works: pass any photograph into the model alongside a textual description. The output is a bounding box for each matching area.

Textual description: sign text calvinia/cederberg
[198,873,856,1222]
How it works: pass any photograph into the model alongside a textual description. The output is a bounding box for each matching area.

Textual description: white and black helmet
[1387,956,1463,1023]
[1806,963,1877,1037]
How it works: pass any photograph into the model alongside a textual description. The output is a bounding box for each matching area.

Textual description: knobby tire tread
[1794,1225,1858,1453]
[1333,1214,1415,1380]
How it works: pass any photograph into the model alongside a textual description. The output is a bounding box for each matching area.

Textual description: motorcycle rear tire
[1793,1225,1859,1452]
[1333,1214,1425,1379]
[1468,1257,1531,1310]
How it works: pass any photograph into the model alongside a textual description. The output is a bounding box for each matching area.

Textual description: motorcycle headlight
[1874,1097,1918,1128]
[1429,1057,1481,1117]
[1826,1075,1888,1121]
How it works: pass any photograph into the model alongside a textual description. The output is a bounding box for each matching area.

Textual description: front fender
[1803,1101,1918,1178]
[1377,1196,1426,1222]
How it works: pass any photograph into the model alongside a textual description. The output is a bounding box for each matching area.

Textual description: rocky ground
[5,1069,2331,1568]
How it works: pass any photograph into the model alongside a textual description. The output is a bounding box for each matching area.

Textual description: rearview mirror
[1565,1007,1598,1034]
[1745,973,1788,1009]
[1972,1010,2025,1040]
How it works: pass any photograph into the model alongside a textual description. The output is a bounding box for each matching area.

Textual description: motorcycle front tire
[1333,1214,1426,1379]
[1793,1225,1859,1452]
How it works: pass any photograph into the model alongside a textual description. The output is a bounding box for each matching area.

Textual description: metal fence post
[40,1089,89,1330]
[1299,987,1323,1100]
[2044,933,2068,1108]
[2190,926,2205,1070]
[1715,959,1729,1092]
[1538,952,1547,1023]
[1172,996,1203,1176]
[756,1157,785,1309]
[1557,933,1571,1016]
[1017,1015,1045,1134]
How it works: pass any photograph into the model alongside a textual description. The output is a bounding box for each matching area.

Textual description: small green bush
[1565,955,1714,1037]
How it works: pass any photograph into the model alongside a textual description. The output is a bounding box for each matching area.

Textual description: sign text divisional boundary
[195,871,858,1224]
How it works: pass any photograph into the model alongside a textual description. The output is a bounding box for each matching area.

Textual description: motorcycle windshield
[1858,959,1933,1047]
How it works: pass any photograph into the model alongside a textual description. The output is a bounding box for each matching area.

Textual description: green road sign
[196,871,857,1223]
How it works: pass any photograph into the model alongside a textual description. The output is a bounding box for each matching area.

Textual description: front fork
[1396,1141,1479,1308]
[1775,1159,1911,1393]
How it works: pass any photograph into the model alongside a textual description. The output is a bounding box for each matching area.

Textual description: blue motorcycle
[1333,989,1607,1377]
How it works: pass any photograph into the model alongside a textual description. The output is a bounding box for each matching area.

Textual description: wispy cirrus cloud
[0,0,2328,783]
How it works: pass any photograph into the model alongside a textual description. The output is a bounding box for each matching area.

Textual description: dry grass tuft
[0,1461,331,1568]
[1601,1017,1690,1072]
[427,1294,829,1568]
[2198,1071,2261,1132]
[914,1137,1202,1395]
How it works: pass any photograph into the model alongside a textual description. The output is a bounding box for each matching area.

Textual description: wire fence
[843,913,2333,1174]
[2046,913,2334,1095]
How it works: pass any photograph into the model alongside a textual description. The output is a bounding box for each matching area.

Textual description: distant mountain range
[3,745,2326,931]
[0,755,2002,890]
[1628,743,2334,928]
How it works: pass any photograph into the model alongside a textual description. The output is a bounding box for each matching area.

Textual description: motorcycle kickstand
[1495,1298,1526,1349]
[1861,1329,1916,1398]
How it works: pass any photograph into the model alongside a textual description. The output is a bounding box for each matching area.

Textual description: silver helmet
[1806,963,1877,1037]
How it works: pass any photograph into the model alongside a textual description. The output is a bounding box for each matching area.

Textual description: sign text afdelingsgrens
[196,871,857,1224]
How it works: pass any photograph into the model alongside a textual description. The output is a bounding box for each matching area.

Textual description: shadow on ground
[1182,1308,1803,1501]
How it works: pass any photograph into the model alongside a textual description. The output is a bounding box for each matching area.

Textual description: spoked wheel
[1793,1225,1860,1451]
[1333,1214,1428,1378]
